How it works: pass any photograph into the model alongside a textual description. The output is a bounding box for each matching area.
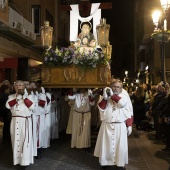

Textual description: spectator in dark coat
[151,85,166,139]
[0,84,11,144]
[131,85,145,132]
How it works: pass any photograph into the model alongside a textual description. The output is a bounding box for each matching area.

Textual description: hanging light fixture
[41,21,53,49]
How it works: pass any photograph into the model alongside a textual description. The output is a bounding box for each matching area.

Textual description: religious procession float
[40,3,112,88]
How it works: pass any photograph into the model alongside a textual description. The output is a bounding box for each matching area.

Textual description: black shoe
[118,167,125,170]
[36,148,42,159]
[35,155,41,159]
[81,148,91,153]
[100,166,107,169]
[16,165,27,170]
[85,147,91,153]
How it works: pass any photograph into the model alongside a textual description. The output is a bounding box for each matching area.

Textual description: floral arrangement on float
[43,46,110,69]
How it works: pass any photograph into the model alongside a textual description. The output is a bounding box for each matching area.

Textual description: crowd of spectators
[126,81,170,152]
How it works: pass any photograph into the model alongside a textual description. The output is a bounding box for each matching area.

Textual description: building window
[32,5,41,35]
[0,0,7,11]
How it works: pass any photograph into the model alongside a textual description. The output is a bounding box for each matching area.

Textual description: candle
[164,19,167,31]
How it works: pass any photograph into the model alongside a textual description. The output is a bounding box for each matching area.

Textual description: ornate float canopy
[40,4,112,88]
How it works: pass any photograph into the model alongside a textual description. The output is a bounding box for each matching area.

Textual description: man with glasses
[94,79,133,170]
[6,80,35,169]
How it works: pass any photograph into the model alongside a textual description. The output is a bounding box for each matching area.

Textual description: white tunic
[94,92,132,167]
[68,92,95,148]
[30,92,39,156]
[6,94,35,166]
[37,93,46,148]
[50,97,58,139]
[42,92,51,148]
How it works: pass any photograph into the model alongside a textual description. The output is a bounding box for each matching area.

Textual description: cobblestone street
[0,123,170,170]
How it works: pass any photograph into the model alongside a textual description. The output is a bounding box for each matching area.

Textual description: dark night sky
[91,0,135,78]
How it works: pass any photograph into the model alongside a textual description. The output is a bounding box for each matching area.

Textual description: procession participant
[30,91,38,157]
[65,96,75,135]
[50,90,58,140]
[6,80,35,169]
[94,79,133,170]
[24,81,30,89]
[65,88,76,135]
[36,87,47,158]
[68,88,95,152]
[29,82,37,89]
[42,90,51,148]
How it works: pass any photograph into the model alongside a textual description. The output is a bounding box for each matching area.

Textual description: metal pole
[160,41,166,84]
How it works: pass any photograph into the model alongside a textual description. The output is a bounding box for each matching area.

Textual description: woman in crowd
[131,85,145,132]
[143,84,152,114]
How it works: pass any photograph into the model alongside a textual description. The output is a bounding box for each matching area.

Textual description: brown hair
[135,85,145,99]
[0,84,10,93]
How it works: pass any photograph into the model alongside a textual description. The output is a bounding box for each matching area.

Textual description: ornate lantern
[96,18,112,59]
[96,18,110,47]
[41,21,53,49]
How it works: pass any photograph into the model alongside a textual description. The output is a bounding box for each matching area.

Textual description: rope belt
[74,110,90,136]
[74,110,90,114]
[12,115,31,153]
[105,122,123,124]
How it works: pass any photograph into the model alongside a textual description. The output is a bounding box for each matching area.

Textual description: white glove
[88,89,93,96]
[16,94,22,100]
[39,93,46,101]
[41,87,45,94]
[36,91,39,97]
[31,91,34,96]
[23,88,28,99]
[103,87,109,100]
[127,126,132,136]
[107,87,114,96]
[31,91,35,99]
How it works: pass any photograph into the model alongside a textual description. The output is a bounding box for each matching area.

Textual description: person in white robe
[42,91,51,148]
[50,91,58,139]
[65,89,76,135]
[6,80,35,168]
[94,79,133,170]
[30,91,39,157]
[68,88,95,150]
[36,87,47,158]
[65,98,75,134]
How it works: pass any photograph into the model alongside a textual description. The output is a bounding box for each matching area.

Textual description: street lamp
[151,0,170,85]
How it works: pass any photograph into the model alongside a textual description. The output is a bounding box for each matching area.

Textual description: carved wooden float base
[41,65,111,88]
